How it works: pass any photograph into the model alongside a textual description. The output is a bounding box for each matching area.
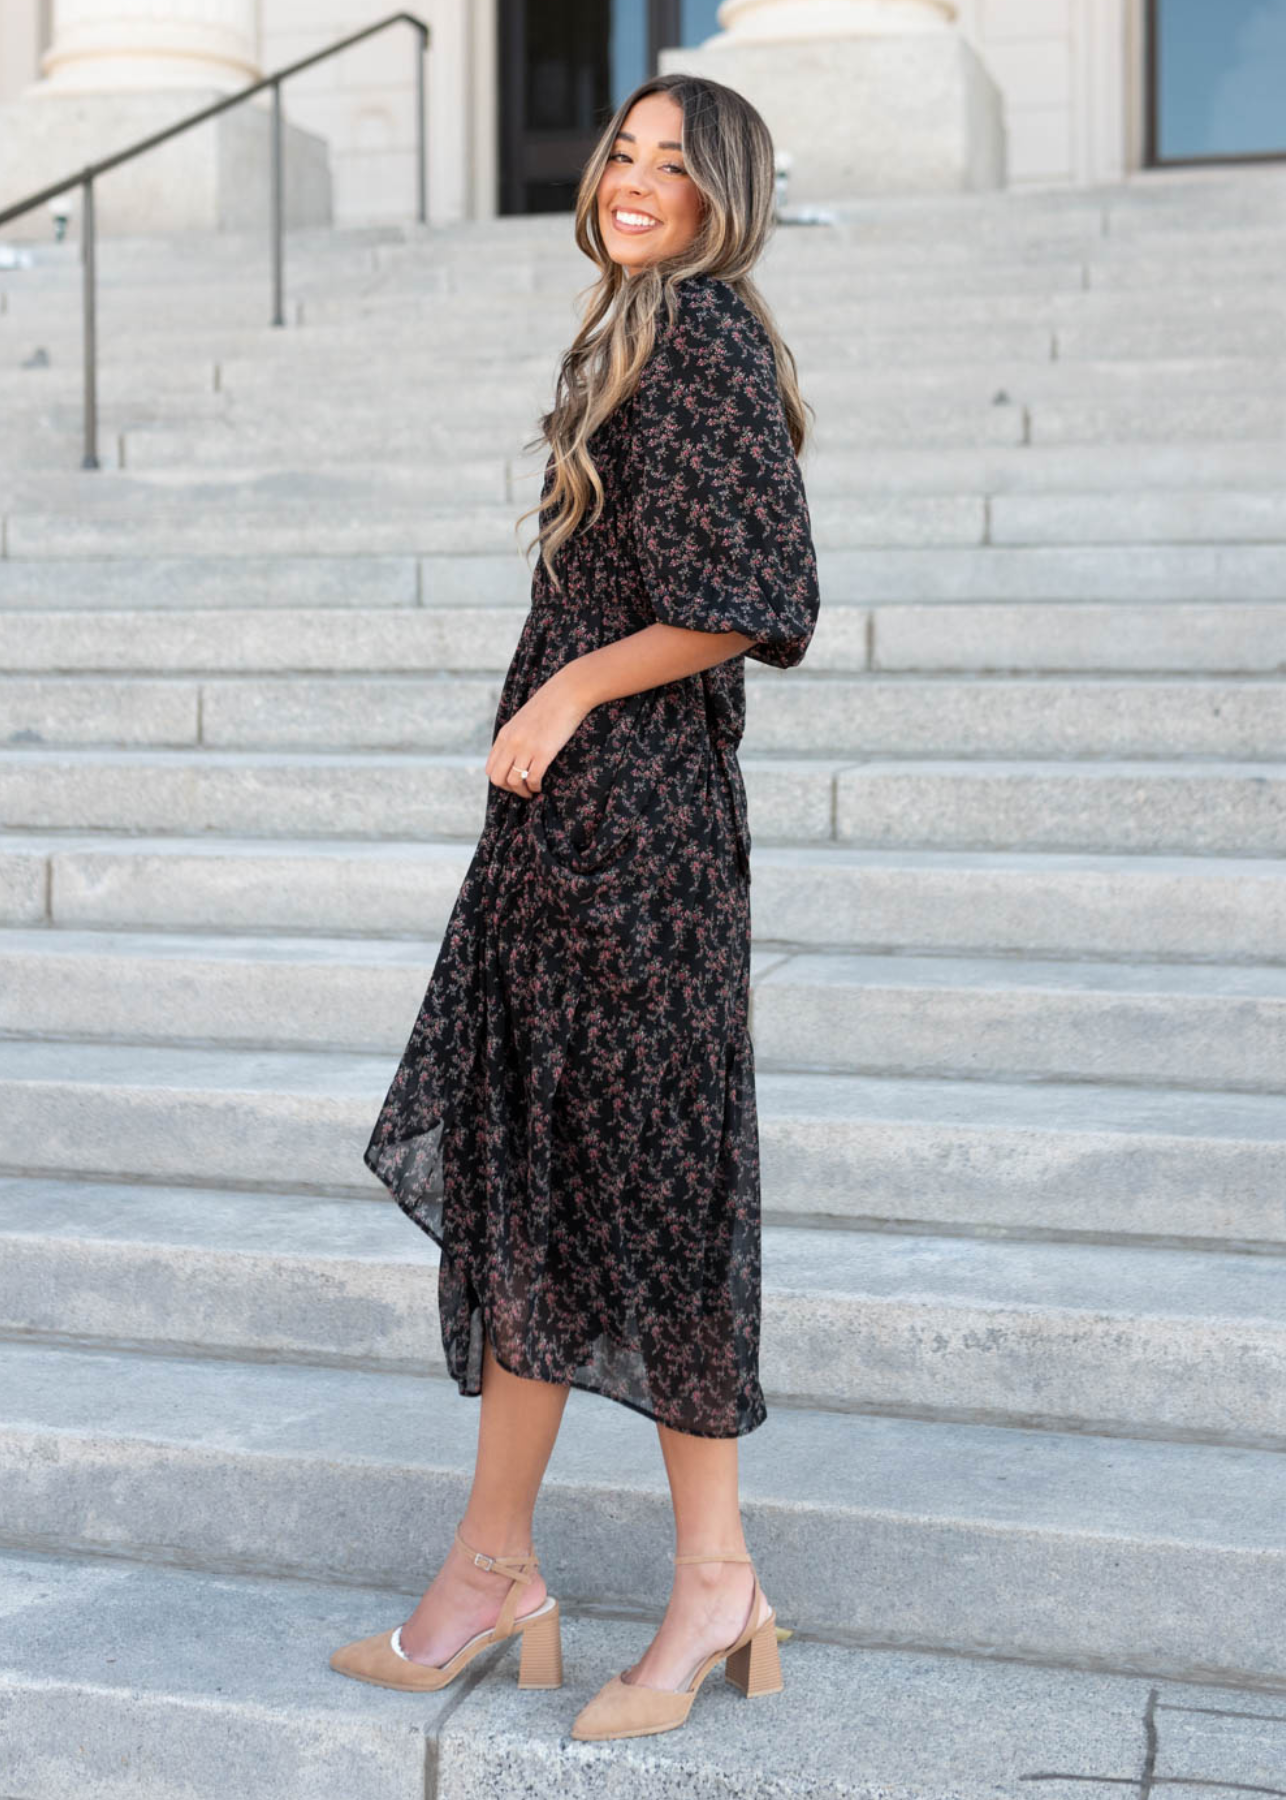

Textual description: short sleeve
[626,277,821,670]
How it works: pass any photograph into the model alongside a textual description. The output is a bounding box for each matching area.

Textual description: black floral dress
[364,272,820,1438]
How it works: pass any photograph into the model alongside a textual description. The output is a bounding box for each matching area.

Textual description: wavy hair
[515,71,815,595]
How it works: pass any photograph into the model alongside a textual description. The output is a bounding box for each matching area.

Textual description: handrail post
[0,13,431,468]
[270,77,284,327]
[416,26,427,225]
[82,171,99,470]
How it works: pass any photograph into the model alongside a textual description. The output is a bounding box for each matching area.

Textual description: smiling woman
[338,70,818,1746]
[598,96,707,274]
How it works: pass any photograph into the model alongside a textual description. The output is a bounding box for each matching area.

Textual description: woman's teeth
[613,210,660,232]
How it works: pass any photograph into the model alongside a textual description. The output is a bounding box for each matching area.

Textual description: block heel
[724,1609,783,1696]
[570,1546,784,1741]
[517,1596,564,1688]
[329,1523,557,1694]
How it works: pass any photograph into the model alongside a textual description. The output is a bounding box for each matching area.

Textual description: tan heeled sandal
[328,1523,563,1692]
[570,1547,783,1741]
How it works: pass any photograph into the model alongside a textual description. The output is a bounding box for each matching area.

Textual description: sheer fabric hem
[363,1109,768,1441]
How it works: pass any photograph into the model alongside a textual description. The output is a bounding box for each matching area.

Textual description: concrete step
[17,270,1280,331]
[1026,396,1285,448]
[0,464,516,515]
[0,553,424,610]
[1,1339,1283,1684]
[0,598,1283,677]
[2,542,1282,612]
[1051,316,1286,359]
[297,280,1286,332]
[832,760,1286,855]
[16,403,1019,470]
[2,492,994,554]
[15,386,1280,471]
[385,248,1286,298]
[0,747,835,841]
[4,835,1285,963]
[11,257,1282,333]
[51,452,518,506]
[379,209,1284,252]
[202,352,1286,405]
[8,486,1286,560]
[0,672,502,752]
[752,949,1286,1091]
[51,439,1286,502]
[8,1545,1279,1800]
[9,441,1286,527]
[867,600,1286,671]
[0,287,316,332]
[13,437,1286,518]
[0,359,218,401]
[17,310,1285,379]
[295,286,1282,342]
[0,922,450,1052]
[1,747,1283,852]
[819,543,1286,601]
[167,347,1286,412]
[6,671,1285,758]
[1086,250,1286,288]
[118,414,1286,474]
[3,927,1282,1089]
[0,409,516,473]
[989,491,1286,545]
[14,210,1278,263]
[0,675,203,746]
[4,1178,1283,1441]
[23,351,1286,424]
[1,1040,1282,1249]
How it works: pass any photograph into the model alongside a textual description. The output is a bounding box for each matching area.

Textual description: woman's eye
[609,151,686,175]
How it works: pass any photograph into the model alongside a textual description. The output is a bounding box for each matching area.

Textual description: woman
[330,71,820,1741]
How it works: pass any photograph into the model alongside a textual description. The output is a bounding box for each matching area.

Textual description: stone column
[716,0,957,36]
[665,0,1005,199]
[0,0,332,237]
[36,0,260,94]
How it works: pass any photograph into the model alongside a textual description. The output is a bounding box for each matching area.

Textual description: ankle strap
[455,1525,538,1580]
[455,1526,539,1637]
[674,1549,753,1564]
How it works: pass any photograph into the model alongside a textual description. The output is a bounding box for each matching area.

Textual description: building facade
[1,0,1283,229]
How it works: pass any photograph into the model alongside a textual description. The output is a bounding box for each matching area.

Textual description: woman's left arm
[485,621,755,796]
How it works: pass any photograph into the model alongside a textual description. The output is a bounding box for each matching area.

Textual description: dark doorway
[497,1,724,215]
[1145,0,1286,166]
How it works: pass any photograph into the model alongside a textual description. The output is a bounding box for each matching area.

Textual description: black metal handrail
[0,11,430,469]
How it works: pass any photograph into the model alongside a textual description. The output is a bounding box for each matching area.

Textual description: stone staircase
[2,165,1285,1796]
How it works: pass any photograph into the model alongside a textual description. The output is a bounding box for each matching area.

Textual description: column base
[661,33,1006,200]
[0,88,332,238]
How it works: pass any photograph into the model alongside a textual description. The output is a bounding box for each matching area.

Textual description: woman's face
[597,93,703,276]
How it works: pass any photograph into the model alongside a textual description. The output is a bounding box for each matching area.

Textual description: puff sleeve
[626,277,821,670]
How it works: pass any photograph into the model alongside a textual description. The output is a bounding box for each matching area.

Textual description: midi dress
[364,271,821,1439]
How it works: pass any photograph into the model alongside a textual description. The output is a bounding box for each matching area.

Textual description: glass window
[610,0,649,110]
[680,0,725,44]
[1154,0,1286,161]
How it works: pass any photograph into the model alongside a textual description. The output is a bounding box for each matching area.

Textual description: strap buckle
[472,1551,496,1571]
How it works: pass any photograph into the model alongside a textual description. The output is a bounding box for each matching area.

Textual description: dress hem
[477,1330,769,1440]
[381,1176,768,1441]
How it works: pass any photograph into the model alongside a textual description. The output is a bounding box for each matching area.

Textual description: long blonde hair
[516,71,814,595]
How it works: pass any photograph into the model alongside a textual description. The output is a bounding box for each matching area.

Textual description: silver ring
[516,768,530,781]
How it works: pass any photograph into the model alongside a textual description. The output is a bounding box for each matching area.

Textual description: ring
[517,768,530,780]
